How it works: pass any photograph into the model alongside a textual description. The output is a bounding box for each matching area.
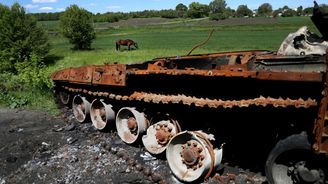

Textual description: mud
[0,108,266,184]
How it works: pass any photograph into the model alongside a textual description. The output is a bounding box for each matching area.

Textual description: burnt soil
[0,108,266,184]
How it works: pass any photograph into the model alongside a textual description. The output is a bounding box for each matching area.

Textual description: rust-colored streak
[92,64,126,86]
[51,68,71,81]
[69,66,94,84]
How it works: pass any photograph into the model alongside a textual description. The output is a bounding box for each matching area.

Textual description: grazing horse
[116,39,138,51]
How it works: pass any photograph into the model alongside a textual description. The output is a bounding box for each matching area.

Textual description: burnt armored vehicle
[52,2,328,183]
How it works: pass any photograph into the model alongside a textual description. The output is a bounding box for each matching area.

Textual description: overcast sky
[1,0,324,13]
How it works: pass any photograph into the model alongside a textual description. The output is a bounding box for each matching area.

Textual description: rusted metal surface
[51,68,71,81]
[69,66,94,84]
[313,50,328,154]
[92,64,126,86]
[52,50,325,88]
[53,51,326,156]
[181,140,205,170]
[62,86,318,109]
[142,120,181,155]
[155,123,173,145]
[52,32,328,161]
[52,64,126,86]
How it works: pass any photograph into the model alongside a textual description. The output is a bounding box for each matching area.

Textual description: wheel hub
[181,140,204,170]
[98,107,106,120]
[155,123,173,145]
[298,169,320,183]
[289,161,324,184]
[127,117,137,133]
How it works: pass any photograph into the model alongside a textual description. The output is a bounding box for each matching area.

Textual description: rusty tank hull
[52,50,328,182]
[51,2,328,183]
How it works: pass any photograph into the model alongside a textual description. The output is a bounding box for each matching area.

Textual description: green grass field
[47,16,317,70]
[1,16,318,113]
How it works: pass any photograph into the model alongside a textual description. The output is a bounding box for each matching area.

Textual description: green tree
[209,0,226,13]
[176,3,188,18]
[209,0,229,20]
[60,5,95,50]
[188,2,209,18]
[281,6,296,17]
[236,5,253,17]
[296,6,303,16]
[0,3,49,73]
[257,3,272,16]
[303,7,313,15]
[272,8,282,17]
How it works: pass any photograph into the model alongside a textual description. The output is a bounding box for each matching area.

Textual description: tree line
[30,0,328,23]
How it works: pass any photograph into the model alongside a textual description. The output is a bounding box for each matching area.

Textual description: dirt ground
[0,107,266,184]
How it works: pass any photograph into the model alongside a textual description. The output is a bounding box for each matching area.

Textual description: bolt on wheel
[166,131,223,182]
[142,120,180,154]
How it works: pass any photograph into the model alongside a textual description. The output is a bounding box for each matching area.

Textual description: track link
[63,85,317,109]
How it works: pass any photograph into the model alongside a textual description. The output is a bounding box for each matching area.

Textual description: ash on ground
[0,108,266,184]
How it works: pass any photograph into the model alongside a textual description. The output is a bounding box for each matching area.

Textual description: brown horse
[116,39,138,51]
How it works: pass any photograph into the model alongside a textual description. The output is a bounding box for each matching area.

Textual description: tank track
[62,85,317,109]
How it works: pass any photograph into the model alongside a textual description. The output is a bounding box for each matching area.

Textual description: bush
[160,9,179,19]
[0,55,54,109]
[15,55,53,90]
[209,12,229,20]
[0,73,28,108]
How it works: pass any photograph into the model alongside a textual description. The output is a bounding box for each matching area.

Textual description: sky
[1,0,326,14]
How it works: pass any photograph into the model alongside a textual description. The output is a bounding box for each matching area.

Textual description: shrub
[209,12,229,20]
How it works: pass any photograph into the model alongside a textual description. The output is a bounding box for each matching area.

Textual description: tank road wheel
[90,99,115,130]
[116,107,149,144]
[72,95,90,123]
[59,91,71,105]
[142,119,181,154]
[265,133,327,184]
[166,131,223,182]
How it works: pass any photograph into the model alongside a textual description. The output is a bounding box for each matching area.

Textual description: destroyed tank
[51,2,328,183]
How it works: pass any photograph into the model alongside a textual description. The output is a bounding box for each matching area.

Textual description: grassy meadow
[2,16,319,113]
[46,16,317,69]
